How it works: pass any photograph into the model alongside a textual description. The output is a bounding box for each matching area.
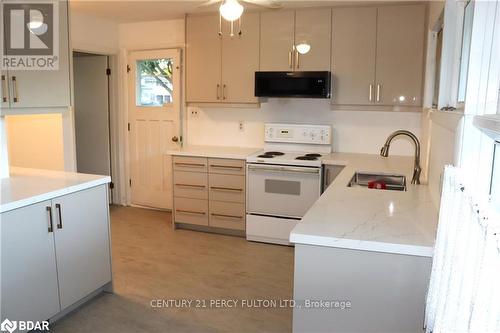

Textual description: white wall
[70,12,119,54]
[186,100,422,156]
[118,19,185,49]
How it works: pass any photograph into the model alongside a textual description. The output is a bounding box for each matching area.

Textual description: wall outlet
[190,109,199,117]
[238,121,244,132]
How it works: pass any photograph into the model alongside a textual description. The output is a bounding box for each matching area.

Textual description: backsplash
[185,99,422,156]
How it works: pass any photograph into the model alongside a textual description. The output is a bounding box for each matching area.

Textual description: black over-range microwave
[254,71,331,99]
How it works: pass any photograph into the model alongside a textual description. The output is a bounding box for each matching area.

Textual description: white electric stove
[246,123,332,245]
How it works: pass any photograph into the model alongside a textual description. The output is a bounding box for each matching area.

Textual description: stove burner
[296,156,318,161]
[264,151,285,156]
[305,153,322,158]
[258,154,274,158]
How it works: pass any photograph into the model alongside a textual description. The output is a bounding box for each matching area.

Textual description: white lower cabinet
[1,200,61,325]
[1,185,112,328]
[52,186,112,309]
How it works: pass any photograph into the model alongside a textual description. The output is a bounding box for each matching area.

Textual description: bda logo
[0,319,17,333]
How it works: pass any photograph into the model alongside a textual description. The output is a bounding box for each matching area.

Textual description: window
[457,0,474,103]
[432,28,444,109]
[136,58,174,107]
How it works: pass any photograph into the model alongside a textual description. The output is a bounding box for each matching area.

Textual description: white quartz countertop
[291,153,438,257]
[1,167,111,213]
[167,145,261,160]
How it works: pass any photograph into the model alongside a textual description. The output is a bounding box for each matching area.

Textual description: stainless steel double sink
[348,172,407,191]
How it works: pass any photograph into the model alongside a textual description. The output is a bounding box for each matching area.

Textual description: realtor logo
[1,1,59,70]
[0,319,17,333]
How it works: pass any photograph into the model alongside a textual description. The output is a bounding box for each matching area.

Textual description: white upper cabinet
[1,0,71,111]
[294,9,331,71]
[221,12,260,103]
[331,4,425,107]
[260,9,332,72]
[375,4,426,106]
[331,7,377,105]
[260,11,295,71]
[186,13,259,104]
[186,15,222,103]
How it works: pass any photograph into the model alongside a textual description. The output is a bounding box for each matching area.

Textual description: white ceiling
[70,0,413,24]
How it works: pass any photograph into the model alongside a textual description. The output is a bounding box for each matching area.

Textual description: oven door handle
[247,165,320,174]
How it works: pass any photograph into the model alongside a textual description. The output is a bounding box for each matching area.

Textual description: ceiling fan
[198,0,282,36]
[199,0,283,21]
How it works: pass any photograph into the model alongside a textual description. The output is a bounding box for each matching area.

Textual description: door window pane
[136,58,173,106]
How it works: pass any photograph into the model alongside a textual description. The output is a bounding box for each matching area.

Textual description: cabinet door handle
[11,76,18,103]
[376,84,381,102]
[174,162,206,168]
[210,186,243,192]
[55,203,63,229]
[1,75,8,103]
[222,84,226,100]
[295,51,300,69]
[369,84,373,102]
[175,183,206,189]
[209,164,243,170]
[176,209,206,215]
[46,206,54,233]
[216,84,220,100]
[211,213,243,220]
[288,51,293,69]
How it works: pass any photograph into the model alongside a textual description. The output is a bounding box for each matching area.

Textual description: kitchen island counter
[1,167,111,213]
[291,153,438,257]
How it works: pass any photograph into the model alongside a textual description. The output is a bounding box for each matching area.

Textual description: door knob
[171,136,179,142]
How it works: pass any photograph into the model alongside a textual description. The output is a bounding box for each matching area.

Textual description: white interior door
[128,49,181,209]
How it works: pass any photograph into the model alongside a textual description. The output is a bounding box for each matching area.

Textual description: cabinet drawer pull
[222,84,227,100]
[11,76,18,103]
[176,209,206,215]
[211,213,243,220]
[46,206,54,233]
[369,84,373,102]
[1,75,8,103]
[216,84,221,100]
[55,203,63,229]
[288,51,293,69]
[175,183,206,189]
[295,51,300,69]
[174,162,205,168]
[210,164,243,170]
[376,84,381,102]
[210,186,243,192]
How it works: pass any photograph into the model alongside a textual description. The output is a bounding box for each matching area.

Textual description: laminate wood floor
[50,206,294,333]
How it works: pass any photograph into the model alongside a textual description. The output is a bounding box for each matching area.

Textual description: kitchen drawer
[208,158,245,175]
[209,173,245,203]
[173,156,208,173]
[174,198,208,226]
[174,171,208,200]
[209,201,246,231]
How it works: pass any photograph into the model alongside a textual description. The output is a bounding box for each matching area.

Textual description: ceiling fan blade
[241,0,283,9]
[197,0,221,8]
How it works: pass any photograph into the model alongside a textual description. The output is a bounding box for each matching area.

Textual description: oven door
[247,163,321,218]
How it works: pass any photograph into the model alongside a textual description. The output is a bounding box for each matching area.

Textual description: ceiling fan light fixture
[296,43,311,55]
[219,0,244,22]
